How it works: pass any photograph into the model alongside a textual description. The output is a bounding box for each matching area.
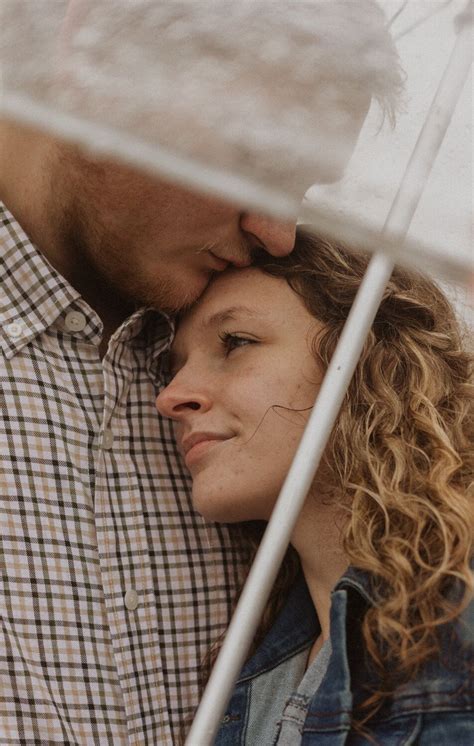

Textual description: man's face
[49,146,296,313]
[46,81,369,314]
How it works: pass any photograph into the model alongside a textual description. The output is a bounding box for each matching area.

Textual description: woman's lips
[182,434,231,468]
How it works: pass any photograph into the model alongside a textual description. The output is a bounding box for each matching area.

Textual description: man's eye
[218,331,257,355]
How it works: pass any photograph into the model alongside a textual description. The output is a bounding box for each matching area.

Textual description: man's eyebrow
[204,305,264,327]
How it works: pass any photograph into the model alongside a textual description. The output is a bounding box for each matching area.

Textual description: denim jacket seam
[378,701,474,719]
[306,692,470,717]
[284,701,310,715]
[282,711,306,722]
[237,681,251,745]
[379,681,472,708]
[305,699,471,727]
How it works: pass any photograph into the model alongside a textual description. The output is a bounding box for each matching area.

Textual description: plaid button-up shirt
[0,203,248,744]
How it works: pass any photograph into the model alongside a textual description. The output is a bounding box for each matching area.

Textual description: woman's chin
[194,502,248,524]
[192,489,255,524]
[192,487,274,524]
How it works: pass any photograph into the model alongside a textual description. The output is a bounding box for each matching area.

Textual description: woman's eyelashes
[218,331,259,356]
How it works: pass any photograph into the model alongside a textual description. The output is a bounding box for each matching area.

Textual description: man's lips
[181,432,232,466]
[209,251,251,270]
[208,252,229,270]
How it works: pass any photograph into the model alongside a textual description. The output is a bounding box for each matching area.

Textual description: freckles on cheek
[288,375,320,411]
[244,371,289,415]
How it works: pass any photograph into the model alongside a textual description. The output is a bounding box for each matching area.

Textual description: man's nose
[240,213,296,257]
[156,380,212,420]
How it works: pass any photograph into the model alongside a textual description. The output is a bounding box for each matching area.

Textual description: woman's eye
[219,332,257,356]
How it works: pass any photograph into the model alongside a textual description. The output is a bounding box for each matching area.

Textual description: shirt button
[5,321,26,339]
[101,429,114,449]
[124,589,139,611]
[65,310,87,333]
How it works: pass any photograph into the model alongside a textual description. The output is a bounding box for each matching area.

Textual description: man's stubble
[48,147,207,319]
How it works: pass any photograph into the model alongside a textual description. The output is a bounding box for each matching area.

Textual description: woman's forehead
[172,267,319,357]
[179,269,293,329]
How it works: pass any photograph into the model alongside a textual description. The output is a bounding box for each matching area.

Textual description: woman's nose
[240,213,296,257]
[156,380,212,420]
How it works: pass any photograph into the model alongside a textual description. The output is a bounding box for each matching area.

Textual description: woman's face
[156,268,324,522]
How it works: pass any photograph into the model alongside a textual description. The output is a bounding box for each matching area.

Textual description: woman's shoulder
[302,572,473,744]
[386,598,473,712]
[342,570,473,708]
[301,610,472,745]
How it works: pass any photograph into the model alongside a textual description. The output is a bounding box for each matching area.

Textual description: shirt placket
[94,336,172,745]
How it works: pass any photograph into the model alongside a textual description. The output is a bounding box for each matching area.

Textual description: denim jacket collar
[237,566,378,684]
[218,566,472,746]
[334,565,378,605]
[238,573,319,682]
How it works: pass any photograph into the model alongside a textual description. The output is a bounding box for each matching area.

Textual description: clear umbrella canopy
[1,2,471,742]
[1,1,471,284]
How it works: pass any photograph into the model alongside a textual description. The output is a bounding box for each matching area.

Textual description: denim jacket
[215,569,473,745]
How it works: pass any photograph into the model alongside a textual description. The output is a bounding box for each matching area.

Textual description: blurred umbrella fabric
[0,0,471,285]
[0,0,401,208]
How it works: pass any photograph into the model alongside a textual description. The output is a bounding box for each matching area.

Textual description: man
[0,127,298,352]
[0,4,401,745]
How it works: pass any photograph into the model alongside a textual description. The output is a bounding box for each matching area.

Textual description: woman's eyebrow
[204,305,263,328]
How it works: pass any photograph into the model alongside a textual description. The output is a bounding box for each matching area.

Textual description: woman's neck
[291,496,349,644]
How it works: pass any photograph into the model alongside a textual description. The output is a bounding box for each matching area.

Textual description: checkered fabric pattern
[0,203,249,744]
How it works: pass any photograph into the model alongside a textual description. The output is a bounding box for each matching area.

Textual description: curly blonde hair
[251,229,473,721]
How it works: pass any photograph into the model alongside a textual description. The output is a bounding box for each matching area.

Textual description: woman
[156,230,473,744]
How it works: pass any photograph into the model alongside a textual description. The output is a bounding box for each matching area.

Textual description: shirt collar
[0,202,83,357]
[127,308,175,380]
[0,202,174,361]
